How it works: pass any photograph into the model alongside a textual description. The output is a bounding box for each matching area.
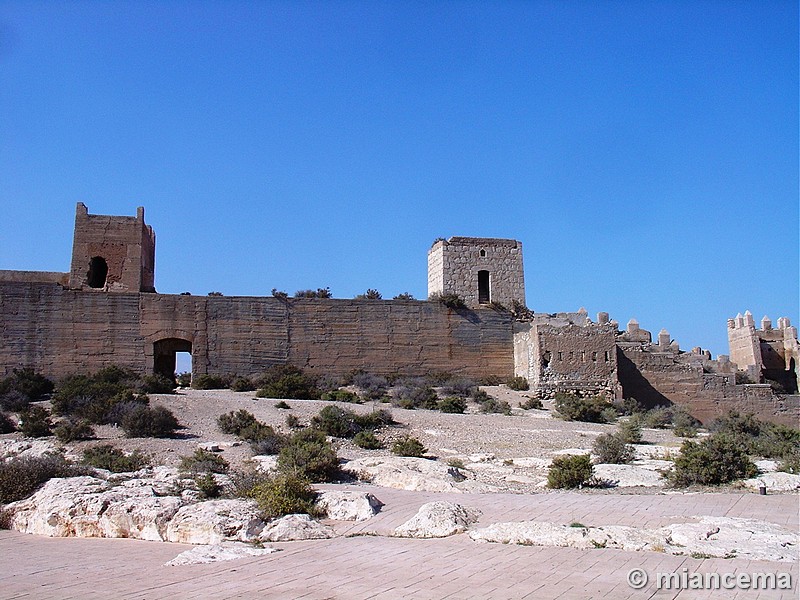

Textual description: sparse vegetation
[217,410,287,455]
[592,432,635,464]
[82,444,149,473]
[393,293,415,300]
[618,417,643,444]
[180,448,230,475]
[320,389,362,404]
[230,376,256,392]
[553,392,610,423]
[53,418,95,443]
[138,374,176,394]
[242,473,320,520]
[274,400,292,409]
[392,379,439,410]
[120,405,180,438]
[428,292,466,309]
[19,406,53,438]
[547,454,593,489]
[294,288,332,299]
[391,435,427,457]
[277,428,340,482]
[192,374,231,390]
[0,368,54,403]
[255,365,320,400]
[519,397,543,410]
[0,412,15,434]
[353,431,383,449]
[351,372,389,400]
[0,455,89,503]
[310,405,392,439]
[195,473,222,499]
[507,376,529,391]
[440,377,477,398]
[437,396,467,414]
[354,289,382,300]
[473,389,511,415]
[669,433,758,487]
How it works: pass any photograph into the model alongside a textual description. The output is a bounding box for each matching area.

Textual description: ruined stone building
[1,203,797,425]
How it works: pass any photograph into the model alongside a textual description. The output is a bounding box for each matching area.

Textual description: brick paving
[1,488,797,599]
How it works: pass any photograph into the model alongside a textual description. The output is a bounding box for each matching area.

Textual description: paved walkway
[2,487,798,599]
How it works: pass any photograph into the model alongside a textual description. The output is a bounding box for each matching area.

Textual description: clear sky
[0,0,797,360]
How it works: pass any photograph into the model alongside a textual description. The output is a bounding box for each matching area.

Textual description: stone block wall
[0,282,515,381]
[514,318,620,398]
[68,203,156,293]
[428,237,525,308]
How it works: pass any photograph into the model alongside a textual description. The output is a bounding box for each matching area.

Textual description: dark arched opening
[87,256,108,288]
[478,270,490,304]
[153,338,192,382]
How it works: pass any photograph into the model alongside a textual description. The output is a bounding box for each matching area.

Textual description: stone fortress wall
[1,204,797,425]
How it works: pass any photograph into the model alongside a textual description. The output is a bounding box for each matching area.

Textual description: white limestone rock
[393,501,481,538]
[0,439,60,461]
[250,455,279,473]
[166,542,279,566]
[165,499,266,544]
[469,516,799,563]
[593,464,667,488]
[343,456,493,493]
[742,472,800,492]
[7,476,183,541]
[259,514,336,542]
[315,490,383,522]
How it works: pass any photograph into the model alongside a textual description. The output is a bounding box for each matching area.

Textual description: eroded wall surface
[0,282,515,380]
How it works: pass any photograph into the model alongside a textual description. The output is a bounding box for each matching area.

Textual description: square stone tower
[68,202,156,292]
[427,237,525,308]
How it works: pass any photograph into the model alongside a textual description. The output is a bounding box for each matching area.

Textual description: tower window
[478,270,490,303]
[479,249,486,257]
[87,256,108,288]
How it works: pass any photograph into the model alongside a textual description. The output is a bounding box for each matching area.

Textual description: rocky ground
[1,386,798,571]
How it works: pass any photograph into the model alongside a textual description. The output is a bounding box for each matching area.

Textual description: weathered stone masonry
[0,204,797,426]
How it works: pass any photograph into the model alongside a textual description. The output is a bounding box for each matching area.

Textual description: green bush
[195,473,222,499]
[519,397,543,410]
[554,393,609,423]
[274,400,291,409]
[247,426,287,455]
[710,411,800,460]
[53,419,95,443]
[311,405,361,438]
[82,444,149,473]
[52,368,152,425]
[120,405,180,438]
[429,292,466,309]
[353,431,383,449]
[0,390,30,412]
[0,455,89,503]
[285,414,301,428]
[393,292,415,300]
[441,377,477,398]
[643,406,673,429]
[779,448,800,474]
[277,428,339,482]
[217,409,260,436]
[391,435,427,457]
[191,374,231,390]
[0,412,16,434]
[256,365,320,400]
[547,454,593,489]
[437,396,467,414]
[507,376,530,391]
[0,368,54,400]
[180,448,230,475]
[176,372,192,387]
[618,417,643,444]
[393,380,439,410]
[294,288,332,298]
[320,389,362,403]
[138,374,176,394]
[245,473,320,520]
[351,372,388,400]
[592,433,635,464]
[20,406,52,438]
[230,376,256,392]
[354,289,382,299]
[669,433,758,487]
[672,407,700,437]
[474,389,511,415]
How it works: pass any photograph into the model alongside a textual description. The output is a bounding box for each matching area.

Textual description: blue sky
[0,0,797,360]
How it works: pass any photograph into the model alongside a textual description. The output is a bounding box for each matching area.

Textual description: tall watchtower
[68,203,156,292]
[427,237,525,308]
